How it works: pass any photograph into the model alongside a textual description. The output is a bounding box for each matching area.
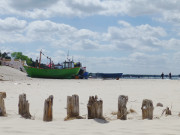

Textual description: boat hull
[24,66,80,79]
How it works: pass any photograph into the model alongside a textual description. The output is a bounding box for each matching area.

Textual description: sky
[0,0,180,74]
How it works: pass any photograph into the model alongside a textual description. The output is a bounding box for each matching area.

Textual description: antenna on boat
[67,50,70,61]
[67,50,69,59]
[39,50,42,68]
[50,58,52,69]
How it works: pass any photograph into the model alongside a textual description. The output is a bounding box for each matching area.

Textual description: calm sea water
[90,73,180,80]
[122,74,180,80]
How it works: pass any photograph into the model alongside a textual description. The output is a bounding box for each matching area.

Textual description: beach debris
[43,95,53,122]
[87,95,104,119]
[127,108,136,114]
[0,92,6,116]
[165,107,172,115]
[14,82,21,85]
[141,99,154,120]
[111,111,117,115]
[156,103,163,107]
[117,95,128,120]
[18,93,31,119]
[65,94,83,120]
[161,107,172,116]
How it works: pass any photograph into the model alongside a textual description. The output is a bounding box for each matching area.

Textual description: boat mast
[39,50,42,68]
[67,50,69,61]
[50,58,51,69]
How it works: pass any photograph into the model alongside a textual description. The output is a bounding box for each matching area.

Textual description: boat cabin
[63,61,74,69]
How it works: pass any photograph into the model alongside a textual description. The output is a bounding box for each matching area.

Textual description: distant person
[161,72,164,79]
[169,72,172,79]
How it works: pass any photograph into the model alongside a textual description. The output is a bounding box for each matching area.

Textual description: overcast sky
[1,0,180,74]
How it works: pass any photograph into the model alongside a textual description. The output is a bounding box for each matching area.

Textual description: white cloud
[159,38,180,50]
[9,0,59,10]
[0,17,27,43]
[77,52,172,73]
[72,39,100,50]
[0,46,14,53]
[118,20,131,27]
[105,22,167,52]
[0,0,179,27]
[0,17,27,31]
[108,24,166,40]
[25,20,103,50]
[0,17,174,53]
[159,11,180,24]
[65,0,105,15]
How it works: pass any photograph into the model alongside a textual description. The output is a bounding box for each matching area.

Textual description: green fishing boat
[24,66,80,79]
[24,50,80,79]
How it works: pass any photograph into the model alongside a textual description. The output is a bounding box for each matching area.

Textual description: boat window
[63,61,74,68]
[72,63,74,68]
[66,63,69,68]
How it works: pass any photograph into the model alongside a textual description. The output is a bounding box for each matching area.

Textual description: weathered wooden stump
[0,92,6,116]
[117,95,128,120]
[0,92,6,98]
[161,107,172,116]
[165,107,171,115]
[67,94,79,118]
[141,99,154,120]
[87,95,103,119]
[43,95,53,122]
[18,93,31,119]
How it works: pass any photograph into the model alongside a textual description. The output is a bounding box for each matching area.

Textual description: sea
[122,74,180,80]
[90,73,180,80]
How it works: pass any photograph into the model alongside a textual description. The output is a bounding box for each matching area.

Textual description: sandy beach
[1,66,180,135]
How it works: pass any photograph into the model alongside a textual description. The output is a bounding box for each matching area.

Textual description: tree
[11,52,33,66]
[2,52,11,59]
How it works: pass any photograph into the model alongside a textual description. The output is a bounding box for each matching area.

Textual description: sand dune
[0,66,180,135]
[0,66,30,81]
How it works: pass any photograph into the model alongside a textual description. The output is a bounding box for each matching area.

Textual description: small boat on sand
[24,51,80,79]
[24,66,80,79]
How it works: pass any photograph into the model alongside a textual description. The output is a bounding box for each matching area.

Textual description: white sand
[1,66,180,135]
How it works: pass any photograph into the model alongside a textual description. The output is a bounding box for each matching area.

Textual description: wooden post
[67,94,79,118]
[165,107,171,115]
[87,95,103,119]
[18,93,31,119]
[162,107,172,116]
[117,95,128,120]
[141,99,154,120]
[43,95,53,122]
[18,94,31,118]
[0,92,6,116]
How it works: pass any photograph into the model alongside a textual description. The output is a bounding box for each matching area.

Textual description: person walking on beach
[161,72,164,79]
[169,72,172,79]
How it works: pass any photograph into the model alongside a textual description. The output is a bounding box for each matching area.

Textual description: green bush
[11,52,33,66]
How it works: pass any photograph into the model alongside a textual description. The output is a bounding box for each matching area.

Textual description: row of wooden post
[0,92,170,121]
